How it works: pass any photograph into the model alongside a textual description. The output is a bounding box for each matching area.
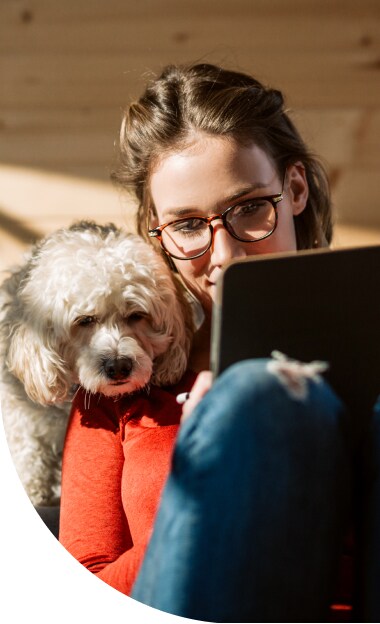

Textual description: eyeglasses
[148,176,285,260]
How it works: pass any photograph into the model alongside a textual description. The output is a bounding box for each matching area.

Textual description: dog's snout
[103,357,133,381]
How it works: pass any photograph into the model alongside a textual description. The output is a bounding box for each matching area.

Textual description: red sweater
[59,371,196,595]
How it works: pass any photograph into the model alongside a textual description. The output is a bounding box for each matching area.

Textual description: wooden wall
[1,0,380,272]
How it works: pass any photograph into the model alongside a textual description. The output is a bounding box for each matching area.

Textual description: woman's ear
[286,162,309,216]
[149,213,159,229]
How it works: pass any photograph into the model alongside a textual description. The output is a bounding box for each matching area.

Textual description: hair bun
[271,88,285,108]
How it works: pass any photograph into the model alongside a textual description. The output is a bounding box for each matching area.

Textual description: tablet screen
[211,245,380,418]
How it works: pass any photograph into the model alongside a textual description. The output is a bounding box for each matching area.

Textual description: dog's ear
[151,281,193,387]
[6,323,71,406]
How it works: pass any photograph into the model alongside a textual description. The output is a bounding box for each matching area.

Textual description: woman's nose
[210,222,246,266]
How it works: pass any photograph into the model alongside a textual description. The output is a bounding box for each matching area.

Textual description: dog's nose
[104,357,133,381]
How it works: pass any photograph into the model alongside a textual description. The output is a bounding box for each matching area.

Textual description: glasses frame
[149,175,286,261]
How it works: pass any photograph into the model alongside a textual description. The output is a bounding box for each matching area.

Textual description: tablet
[211,245,380,417]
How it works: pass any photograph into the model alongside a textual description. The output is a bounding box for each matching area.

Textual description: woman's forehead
[150,136,278,219]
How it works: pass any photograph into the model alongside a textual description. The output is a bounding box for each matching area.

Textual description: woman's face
[149,135,308,317]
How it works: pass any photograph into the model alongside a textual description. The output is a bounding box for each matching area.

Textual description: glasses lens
[226,199,276,241]
[161,218,211,259]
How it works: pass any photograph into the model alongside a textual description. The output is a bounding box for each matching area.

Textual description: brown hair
[112,62,332,251]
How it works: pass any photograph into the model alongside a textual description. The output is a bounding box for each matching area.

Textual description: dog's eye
[75,315,97,327]
[127,312,146,322]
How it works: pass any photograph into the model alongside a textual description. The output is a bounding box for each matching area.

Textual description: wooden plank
[291,109,363,169]
[0,165,136,228]
[332,223,380,248]
[332,170,380,228]
[1,0,380,24]
[2,52,380,110]
[0,131,117,168]
[0,108,121,131]
[355,110,380,168]
[1,14,379,55]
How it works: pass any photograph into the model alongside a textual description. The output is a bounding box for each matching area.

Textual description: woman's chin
[208,282,217,302]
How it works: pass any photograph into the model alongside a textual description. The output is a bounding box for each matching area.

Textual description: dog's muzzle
[102,357,134,382]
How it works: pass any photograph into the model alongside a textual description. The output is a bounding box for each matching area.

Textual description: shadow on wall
[0,207,43,245]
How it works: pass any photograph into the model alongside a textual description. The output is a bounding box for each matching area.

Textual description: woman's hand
[181,371,213,421]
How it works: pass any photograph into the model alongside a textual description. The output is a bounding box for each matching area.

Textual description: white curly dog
[0,221,192,507]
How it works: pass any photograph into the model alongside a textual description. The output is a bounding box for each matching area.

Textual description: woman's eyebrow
[162,207,200,220]
[161,182,270,220]
[224,182,269,204]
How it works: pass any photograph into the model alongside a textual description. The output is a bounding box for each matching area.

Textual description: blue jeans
[132,359,353,622]
[355,395,380,622]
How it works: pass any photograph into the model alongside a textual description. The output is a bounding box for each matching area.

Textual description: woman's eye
[75,316,97,327]
[171,218,206,236]
[234,201,263,216]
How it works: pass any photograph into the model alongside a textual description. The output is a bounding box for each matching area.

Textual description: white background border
[0,399,200,624]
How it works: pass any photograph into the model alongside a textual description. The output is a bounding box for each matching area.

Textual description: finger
[181,371,213,421]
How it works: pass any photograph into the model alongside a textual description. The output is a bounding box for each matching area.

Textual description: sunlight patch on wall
[0,164,136,234]
[0,164,137,273]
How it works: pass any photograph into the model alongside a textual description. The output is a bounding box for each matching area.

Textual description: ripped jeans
[132,359,379,622]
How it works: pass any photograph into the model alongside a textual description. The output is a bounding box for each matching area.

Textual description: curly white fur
[0,221,192,506]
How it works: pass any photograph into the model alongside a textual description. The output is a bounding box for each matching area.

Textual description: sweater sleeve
[59,389,145,595]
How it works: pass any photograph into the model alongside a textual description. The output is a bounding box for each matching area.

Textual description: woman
[60,63,355,622]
